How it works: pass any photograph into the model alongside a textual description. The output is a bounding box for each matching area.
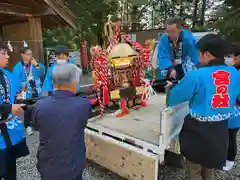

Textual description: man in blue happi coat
[43,45,81,95]
[158,17,199,80]
[0,42,29,180]
[166,34,240,180]
[12,47,45,135]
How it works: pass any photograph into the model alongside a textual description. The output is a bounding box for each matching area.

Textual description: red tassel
[116,98,129,117]
[103,85,109,105]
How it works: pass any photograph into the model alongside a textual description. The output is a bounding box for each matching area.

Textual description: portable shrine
[91,17,155,117]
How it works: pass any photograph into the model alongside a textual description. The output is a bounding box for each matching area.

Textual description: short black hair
[0,41,9,53]
[20,47,32,54]
[166,16,183,29]
[197,34,230,58]
[55,45,69,56]
[232,44,240,56]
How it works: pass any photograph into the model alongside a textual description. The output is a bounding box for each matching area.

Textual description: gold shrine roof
[109,42,138,59]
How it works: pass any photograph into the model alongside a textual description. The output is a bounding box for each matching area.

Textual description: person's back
[168,65,240,120]
[33,93,90,180]
[166,34,240,180]
[32,63,91,180]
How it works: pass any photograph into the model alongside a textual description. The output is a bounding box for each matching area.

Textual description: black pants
[0,156,16,180]
[24,108,32,128]
[186,160,214,180]
[227,128,239,161]
[0,139,29,180]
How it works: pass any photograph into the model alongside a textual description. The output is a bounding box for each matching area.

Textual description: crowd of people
[0,16,239,180]
[0,44,89,180]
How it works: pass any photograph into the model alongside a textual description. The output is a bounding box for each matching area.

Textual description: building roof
[0,0,77,29]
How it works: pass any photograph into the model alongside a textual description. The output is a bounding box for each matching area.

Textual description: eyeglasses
[24,53,32,56]
[0,52,9,56]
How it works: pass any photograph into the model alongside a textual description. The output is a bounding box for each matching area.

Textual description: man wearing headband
[166,34,240,180]
[42,45,81,95]
[158,17,199,80]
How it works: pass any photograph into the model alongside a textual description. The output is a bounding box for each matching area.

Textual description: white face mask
[56,60,67,64]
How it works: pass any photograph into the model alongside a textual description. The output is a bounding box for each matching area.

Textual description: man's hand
[31,58,37,66]
[11,104,26,116]
[165,81,173,88]
[31,58,40,69]
[169,68,177,79]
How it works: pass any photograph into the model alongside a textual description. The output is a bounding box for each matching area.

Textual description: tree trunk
[131,5,138,32]
[192,0,199,29]
[171,0,175,16]
[179,0,184,17]
[199,0,206,27]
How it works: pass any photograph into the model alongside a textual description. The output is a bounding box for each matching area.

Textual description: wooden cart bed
[88,94,166,146]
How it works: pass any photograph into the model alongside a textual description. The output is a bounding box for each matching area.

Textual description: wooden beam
[0,2,56,18]
[0,3,33,17]
[43,0,77,29]
[0,17,27,26]
[28,17,44,63]
[35,8,56,16]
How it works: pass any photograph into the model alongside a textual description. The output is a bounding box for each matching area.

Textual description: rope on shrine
[92,20,156,116]
[91,47,109,117]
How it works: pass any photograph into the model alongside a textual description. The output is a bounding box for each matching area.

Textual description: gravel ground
[17,132,240,180]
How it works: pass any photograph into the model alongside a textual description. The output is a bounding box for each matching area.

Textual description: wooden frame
[43,0,77,29]
[85,129,160,180]
[0,3,33,17]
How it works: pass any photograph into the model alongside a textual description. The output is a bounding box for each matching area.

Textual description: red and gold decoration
[91,17,155,117]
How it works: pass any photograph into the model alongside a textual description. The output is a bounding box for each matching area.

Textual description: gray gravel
[17,132,240,180]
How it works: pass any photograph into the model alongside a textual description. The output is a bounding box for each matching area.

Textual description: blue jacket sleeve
[12,63,22,93]
[167,70,199,107]
[77,82,81,93]
[189,35,199,65]
[158,35,173,70]
[42,66,53,92]
[38,63,46,82]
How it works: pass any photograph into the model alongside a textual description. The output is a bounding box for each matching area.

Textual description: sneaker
[26,127,34,136]
[223,160,234,171]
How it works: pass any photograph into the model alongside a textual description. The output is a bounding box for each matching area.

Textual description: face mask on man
[56,60,67,64]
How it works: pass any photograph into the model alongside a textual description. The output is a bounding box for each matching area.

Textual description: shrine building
[0,0,77,69]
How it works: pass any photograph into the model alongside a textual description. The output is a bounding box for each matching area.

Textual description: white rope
[143,78,157,100]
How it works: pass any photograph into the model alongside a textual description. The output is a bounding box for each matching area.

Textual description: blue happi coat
[228,67,240,129]
[158,29,199,79]
[13,61,45,98]
[0,68,25,149]
[42,62,81,93]
[167,61,240,122]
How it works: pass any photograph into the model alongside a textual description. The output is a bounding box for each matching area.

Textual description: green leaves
[43,0,119,49]
[214,1,240,41]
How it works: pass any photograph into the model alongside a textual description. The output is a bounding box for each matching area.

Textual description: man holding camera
[0,42,29,180]
[32,64,91,180]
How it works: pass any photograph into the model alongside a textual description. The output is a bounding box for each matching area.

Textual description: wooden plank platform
[85,132,159,180]
[88,94,166,145]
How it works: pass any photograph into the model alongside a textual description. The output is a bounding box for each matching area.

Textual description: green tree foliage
[43,0,119,49]
[214,0,240,41]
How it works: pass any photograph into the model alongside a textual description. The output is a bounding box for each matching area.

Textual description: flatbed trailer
[84,93,189,180]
